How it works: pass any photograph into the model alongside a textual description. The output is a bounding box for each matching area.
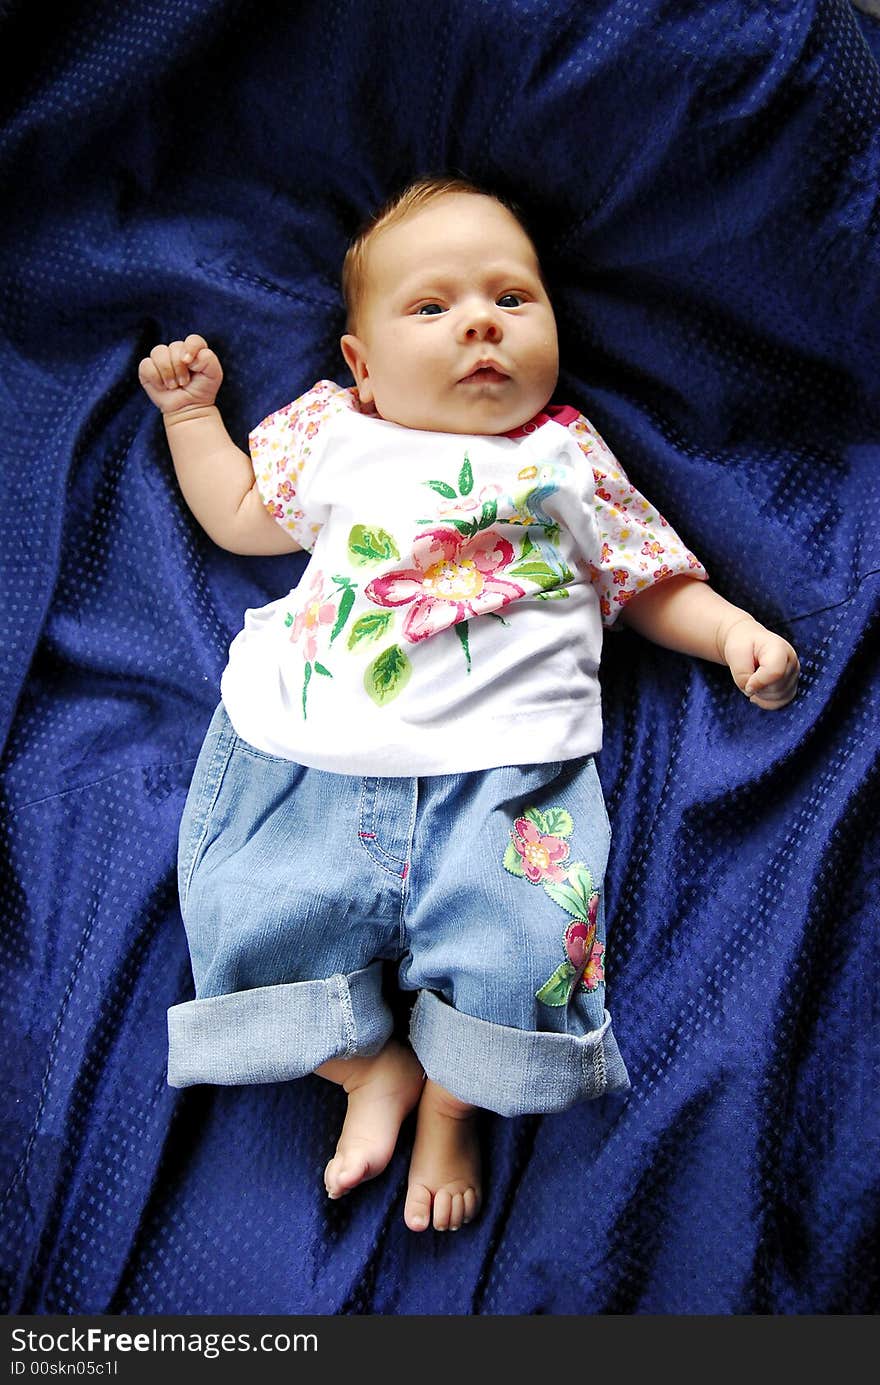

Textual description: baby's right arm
[138,334,301,555]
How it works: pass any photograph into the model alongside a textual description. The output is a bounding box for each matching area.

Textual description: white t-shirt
[219,382,708,774]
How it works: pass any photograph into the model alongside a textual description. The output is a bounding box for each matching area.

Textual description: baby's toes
[324,1155,345,1199]
[462,1187,480,1224]
[432,1188,453,1231]
[324,1151,366,1199]
[448,1191,467,1231]
[404,1182,433,1232]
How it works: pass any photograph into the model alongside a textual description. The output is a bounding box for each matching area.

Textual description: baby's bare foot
[321,1040,426,1200]
[404,1078,482,1232]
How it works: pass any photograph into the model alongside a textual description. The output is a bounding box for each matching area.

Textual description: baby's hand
[722,617,800,709]
[138,334,223,415]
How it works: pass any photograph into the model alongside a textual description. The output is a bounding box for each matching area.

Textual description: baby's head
[340,177,559,436]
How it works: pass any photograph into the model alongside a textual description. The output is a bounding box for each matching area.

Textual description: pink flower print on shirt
[364,527,526,644]
[289,569,337,663]
[509,816,571,884]
[641,539,665,560]
[285,570,357,719]
[437,494,480,517]
[435,485,503,521]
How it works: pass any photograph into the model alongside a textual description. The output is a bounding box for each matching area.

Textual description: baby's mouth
[459,364,510,384]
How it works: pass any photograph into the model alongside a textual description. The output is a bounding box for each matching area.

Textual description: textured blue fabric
[1,0,878,1313]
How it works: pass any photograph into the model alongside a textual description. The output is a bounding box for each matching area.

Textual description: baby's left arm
[618,575,800,709]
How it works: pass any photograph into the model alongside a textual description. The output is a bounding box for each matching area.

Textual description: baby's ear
[340,334,373,405]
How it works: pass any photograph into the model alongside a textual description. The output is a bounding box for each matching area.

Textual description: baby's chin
[367,396,553,436]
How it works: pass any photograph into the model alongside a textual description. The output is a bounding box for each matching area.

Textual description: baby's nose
[464,313,502,342]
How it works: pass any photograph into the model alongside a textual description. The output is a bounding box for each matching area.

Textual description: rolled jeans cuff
[408,989,631,1116]
[166,960,393,1087]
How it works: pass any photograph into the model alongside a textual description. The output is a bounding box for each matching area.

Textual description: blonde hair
[341,176,539,333]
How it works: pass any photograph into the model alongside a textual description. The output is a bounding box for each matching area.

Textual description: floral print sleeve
[567,414,709,627]
[249,380,358,552]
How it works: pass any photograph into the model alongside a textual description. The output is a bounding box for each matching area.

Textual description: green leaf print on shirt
[329,581,356,643]
[421,452,498,536]
[347,610,394,649]
[507,532,574,594]
[425,480,457,499]
[419,509,499,540]
[364,644,412,706]
[347,525,401,566]
[455,621,471,673]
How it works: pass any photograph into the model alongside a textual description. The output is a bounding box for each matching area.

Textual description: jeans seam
[231,740,305,765]
[339,975,357,1058]
[357,776,409,874]
[181,728,237,919]
[584,755,612,839]
[592,1033,607,1092]
[336,973,356,1058]
[397,776,419,953]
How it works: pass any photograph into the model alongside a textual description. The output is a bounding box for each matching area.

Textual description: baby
[139,177,799,1233]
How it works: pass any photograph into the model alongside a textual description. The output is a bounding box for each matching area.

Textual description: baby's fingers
[137,356,163,389]
[181,333,208,360]
[743,648,800,709]
[146,343,184,390]
[180,336,222,387]
[178,333,212,371]
[168,338,203,387]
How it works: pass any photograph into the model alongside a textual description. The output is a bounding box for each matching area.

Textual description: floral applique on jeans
[504,807,606,1006]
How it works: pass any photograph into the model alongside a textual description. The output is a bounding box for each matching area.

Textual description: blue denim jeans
[167,701,630,1115]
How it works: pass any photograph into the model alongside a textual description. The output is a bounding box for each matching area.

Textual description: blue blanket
[2,0,877,1313]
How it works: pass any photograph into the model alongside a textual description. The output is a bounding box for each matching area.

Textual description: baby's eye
[416,303,445,316]
[497,293,524,308]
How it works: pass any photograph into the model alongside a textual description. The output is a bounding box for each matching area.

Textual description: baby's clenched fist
[722,617,800,710]
[138,334,223,415]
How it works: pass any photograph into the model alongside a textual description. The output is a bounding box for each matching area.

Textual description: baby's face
[341,194,559,435]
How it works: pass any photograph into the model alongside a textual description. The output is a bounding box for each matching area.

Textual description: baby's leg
[404,1079,482,1232]
[317,1039,425,1199]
